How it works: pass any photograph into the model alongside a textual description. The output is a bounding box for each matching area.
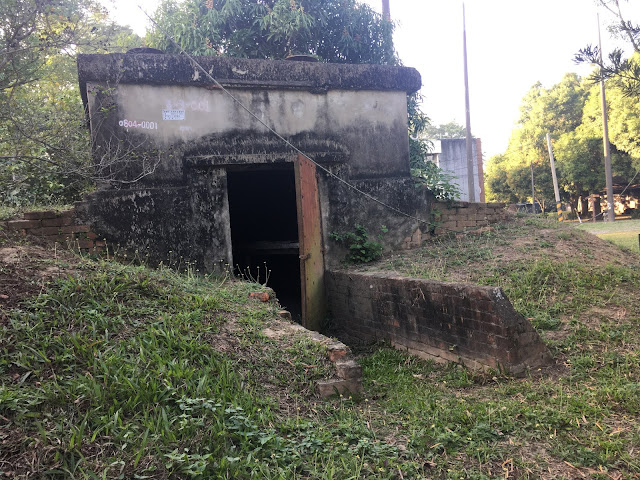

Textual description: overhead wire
[136,4,474,234]
[619,170,640,197]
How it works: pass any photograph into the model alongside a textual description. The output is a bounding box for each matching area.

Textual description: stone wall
[1,208,103,254]
[326,270,551,374]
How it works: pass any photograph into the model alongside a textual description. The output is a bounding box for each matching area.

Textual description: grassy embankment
[1,214,640,479]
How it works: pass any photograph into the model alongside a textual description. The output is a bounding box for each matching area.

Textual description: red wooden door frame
[294,154,327,331]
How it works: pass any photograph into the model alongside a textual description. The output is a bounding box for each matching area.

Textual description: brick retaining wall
[402,201,509,249]
[326,270,552,374]
[1,207,104,254]
[433,201,508,235]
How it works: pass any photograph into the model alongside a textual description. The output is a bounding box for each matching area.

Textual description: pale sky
[106,0,640,158]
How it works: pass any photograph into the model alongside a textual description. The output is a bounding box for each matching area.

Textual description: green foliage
[0,85,93,205]
[4,217,640,478]
[407,92,432,167]
[0,0,143,206]
[148,0,396,65]
[407,93,461,201]
[575,1,640,97]
[0,252,431,478]
[485,73,638,208]
[411,160,462,201]
[330,224,387,263]
[424,120,467,139]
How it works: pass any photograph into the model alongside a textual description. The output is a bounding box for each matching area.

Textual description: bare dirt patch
[0,232,85,321]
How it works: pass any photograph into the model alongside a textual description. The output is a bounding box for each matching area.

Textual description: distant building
[426,138,485,202]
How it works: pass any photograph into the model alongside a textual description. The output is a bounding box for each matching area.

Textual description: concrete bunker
[76,53,551,373]
[77,52,427,329]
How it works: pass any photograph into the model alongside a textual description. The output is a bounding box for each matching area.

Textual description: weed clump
[330,224,387,264]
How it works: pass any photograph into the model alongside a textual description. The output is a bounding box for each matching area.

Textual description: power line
[619,170,640,197]
[137,6,427,221]
[135,5,473,235]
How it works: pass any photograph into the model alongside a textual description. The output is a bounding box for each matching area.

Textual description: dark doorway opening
[226,166,302,320]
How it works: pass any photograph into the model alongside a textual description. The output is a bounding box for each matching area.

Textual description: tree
[1,0,139,92]
[575,0,640,96]
[0,0,142,205]
[423,121,466,139]
[485,71,638,210]
[485,154,513,203]
[147,0,396,65]
[596,67,640,160]
[485,74,586,206]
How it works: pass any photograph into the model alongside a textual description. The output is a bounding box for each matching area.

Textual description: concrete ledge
[77,54,422,108]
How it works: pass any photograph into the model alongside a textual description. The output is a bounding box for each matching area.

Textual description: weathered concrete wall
[80,168,232,271]
[326,270,552,374]
[321,173,434,266]
[78,54,421,183]
[430,138,484,203]
[88,83,411,179]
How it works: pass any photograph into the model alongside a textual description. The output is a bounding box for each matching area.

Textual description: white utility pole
[382,0,390,21]
[546,133,564,222]
[598,15,615,221]
[463,3,475,202]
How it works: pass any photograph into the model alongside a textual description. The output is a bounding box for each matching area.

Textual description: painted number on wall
[119,119,158,129]
[162,109,186,121]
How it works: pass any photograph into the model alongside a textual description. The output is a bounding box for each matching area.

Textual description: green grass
[576,218,640,235]
[363,217,640,476]
[0,258,426,478]
[597,231,640,252]
[3,218,640,478]
[575,219,640,252]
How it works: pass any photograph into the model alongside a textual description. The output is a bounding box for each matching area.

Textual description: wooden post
[546,133,563,221]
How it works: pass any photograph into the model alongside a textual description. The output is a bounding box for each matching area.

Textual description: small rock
[335,360,362,380]
[327,347,348,362]
[315,378,363,398]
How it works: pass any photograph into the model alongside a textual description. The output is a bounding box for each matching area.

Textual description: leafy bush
[412,161,462,201]
[330,224,387,263]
